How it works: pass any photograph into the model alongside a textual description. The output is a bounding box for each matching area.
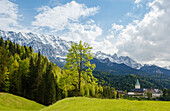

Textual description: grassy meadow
[41,97,170,111]
[0,93,169,111]
[0,93,45,111]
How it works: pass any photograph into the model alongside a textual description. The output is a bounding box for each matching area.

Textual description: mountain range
[0,30,170,76]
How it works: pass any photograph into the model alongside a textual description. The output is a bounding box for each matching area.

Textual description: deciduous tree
[64,41,96,96]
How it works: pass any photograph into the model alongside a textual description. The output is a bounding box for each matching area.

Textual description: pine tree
[0,37,4,47]
[9,60,19,94]
[44,64,56,105]
[16,44,20,54]
[19,58,29,96]
[35,51,44,103]
[0,47,8,91]
[8,40,15,55]
[28,56,35,99]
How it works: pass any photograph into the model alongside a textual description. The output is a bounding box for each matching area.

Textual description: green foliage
[0,46,9,91]
[44,63,56,105]
[93,70,169,91]
[163,88,168,97]
[0,38,107,106]
[63,41,97,96]
[147,92,152,99]
[2,37,168,107]
[160,88,170,101]
[9,60,19,94]
[0,38,62,105]
[102,86,115,99]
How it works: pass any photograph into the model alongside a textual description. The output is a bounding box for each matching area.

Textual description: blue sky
[12,0,147,34]
[1,0,170,67]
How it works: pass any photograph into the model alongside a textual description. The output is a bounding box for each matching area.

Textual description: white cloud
[134,0,143,8]
[134,0,141,4]
[111,24,124,31]
[106,24,124,39]
[31,1,109,54]
[112,0,170,67]
[61,20,118,54]
[62,22,102,42]
[32,1,99,32]
[0,0,21,31]
[126,12,140,19]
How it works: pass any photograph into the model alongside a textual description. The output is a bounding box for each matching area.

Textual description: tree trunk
[78,52,83,96]
[78,69,81,96]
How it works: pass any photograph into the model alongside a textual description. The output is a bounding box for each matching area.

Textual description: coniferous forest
[0,37,117,105]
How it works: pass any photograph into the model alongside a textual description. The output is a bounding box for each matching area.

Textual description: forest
[93,70,170,91]
[0,37,117,105]
[0,37,169,105]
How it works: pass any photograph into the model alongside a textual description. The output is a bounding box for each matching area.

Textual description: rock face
[94,51,142,69]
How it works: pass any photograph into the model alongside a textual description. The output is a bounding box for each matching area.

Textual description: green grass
[0,93,169,111]
[0,92,45,111]
[41,97,170,111]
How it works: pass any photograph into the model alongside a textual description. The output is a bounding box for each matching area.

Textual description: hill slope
[140,64,170,76]
[91,58,140,75]
[41,97,170,111]
[93,70,170,90]
[0,93,45,111]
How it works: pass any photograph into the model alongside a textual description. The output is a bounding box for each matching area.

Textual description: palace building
[127,79,145,97]
[127,79,162,98]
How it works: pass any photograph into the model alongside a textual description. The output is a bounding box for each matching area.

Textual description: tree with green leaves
[147,91,152,99]
[163,88,168,97]
[64,41,96,96]
[117,91,120,99]
[0,47,9,91]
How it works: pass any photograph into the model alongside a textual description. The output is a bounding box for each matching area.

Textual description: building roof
[146,89,163,94]
[131,88,144,93]
[135,79,140,85]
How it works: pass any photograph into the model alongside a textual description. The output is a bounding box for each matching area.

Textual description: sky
[0,0,170,67]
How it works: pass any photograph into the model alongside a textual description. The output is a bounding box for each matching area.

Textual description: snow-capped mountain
[0,30,71,67]
[0,30,142,69]
[164,66,170,70]
[95,51,142,69]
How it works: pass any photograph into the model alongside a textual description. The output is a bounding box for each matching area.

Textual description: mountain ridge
[0,30,143,69]
[95,51,142,69]
[0,30,170,75]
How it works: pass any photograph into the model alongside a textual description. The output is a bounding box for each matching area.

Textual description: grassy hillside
[0,93,45,111]
[41,97,170,111]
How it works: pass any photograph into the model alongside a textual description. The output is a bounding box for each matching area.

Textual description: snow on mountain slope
[0,30,71,67]
[0,30,142,69]
[164,66,170,70]
[95,51,142,69]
